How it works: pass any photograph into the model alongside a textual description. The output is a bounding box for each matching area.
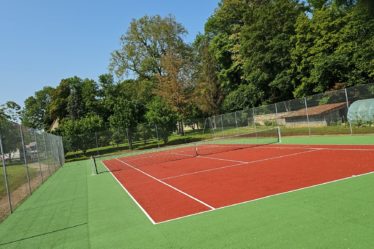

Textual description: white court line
[160,148,322,181]
[259,145,374,151]
[101,160,157,224]
[115,158,215,210]
[157,171,374,225]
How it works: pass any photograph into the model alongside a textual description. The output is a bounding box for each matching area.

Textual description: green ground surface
[0,135,374,248]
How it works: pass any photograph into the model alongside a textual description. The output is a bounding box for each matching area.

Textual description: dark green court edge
[0,135,373,249]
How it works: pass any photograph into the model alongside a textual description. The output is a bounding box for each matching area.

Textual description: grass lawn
[1,134,373,248]
[0,165,38,198]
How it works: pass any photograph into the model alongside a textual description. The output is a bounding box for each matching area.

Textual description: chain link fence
[0,120,64,221]
[206,83,374,137]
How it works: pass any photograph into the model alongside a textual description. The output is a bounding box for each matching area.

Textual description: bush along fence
[0,119,64,221]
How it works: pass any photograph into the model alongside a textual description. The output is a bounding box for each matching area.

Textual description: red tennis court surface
[102,144,374,224]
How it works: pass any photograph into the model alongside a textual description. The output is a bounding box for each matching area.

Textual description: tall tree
[291,4,374,96]
[145,97,177,143]
[240,0,304,103]
[22,86,55,130]
[204,0,249,94]
[110,15,188,80]
[0,101,22,123]
[50,76,101,122]
[155,50,193,119]
[108,99,145,149]
[193,35,223,115]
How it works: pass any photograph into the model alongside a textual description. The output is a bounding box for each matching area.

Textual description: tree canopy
[15,1,374,152]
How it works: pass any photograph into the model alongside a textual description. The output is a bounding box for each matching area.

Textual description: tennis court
[102,129,374,224]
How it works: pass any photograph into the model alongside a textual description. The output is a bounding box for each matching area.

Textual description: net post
[277,126,282,143]
[91,156,98,175]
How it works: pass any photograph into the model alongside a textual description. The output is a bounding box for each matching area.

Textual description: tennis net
[102,127,280,171]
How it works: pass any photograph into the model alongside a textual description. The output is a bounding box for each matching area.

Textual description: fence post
[43,133,52,175]
[33,129,44,183]
[95,131,100,156]
[126,128,132,150]
[275,103,278,126]
[0,133,13,213]
[252,108,257,132]
[220,115,224,132]
[344,88,353,135]
[54,137,62,167]
[304,97,311,136]
[155,124,160,148]
[234,111,238,129]
[19,125,32,195]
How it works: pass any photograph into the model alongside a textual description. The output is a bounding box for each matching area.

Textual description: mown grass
[0,165,38,197]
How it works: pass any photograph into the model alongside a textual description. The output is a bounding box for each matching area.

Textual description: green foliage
[22,87,54,130]
[241,0,304,103]
[193,34,223,115]
[204,0,248,94]
[110,15,188,80]
[0,119,21,160]
[223,84,263,112]
[292,5,374,97]
[145,98,177,143]
[58,115,103,154]
[109,99,145,149]
[50,77,101,122]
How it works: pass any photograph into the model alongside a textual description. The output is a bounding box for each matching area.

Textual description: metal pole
[126,128,132,150]
[220,114,224,132]
[252,108,257,132]
[95,131,100,156]
[275,103,278,126]
[43,133,52,175]
[54,137,62,167]
[304,97,311,136]
[57,136,64,166]
[33,130,44,182]
[344,88,353,135]
[234,111,238,129]
[277,126,282,143]
[19,125,32,194]
[0,133,13,213]
[91,156,98,175]
[155,124,160,148]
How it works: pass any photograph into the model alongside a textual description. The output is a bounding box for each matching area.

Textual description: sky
[0,0,219,107]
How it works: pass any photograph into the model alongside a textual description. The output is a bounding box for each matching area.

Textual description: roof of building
[282,102,346,118]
